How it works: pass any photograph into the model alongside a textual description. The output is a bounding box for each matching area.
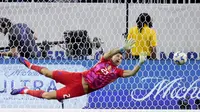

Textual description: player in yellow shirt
[127,13,157,59]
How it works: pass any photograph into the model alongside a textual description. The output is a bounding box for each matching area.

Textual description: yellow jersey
[127,25,157,56]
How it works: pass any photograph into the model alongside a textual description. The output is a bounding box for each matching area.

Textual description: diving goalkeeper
[10,39,147,101]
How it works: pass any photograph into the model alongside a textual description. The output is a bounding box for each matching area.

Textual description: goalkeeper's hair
[0,17,12,35]
[136,13,153,33]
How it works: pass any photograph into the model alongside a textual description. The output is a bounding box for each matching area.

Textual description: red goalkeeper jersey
[83,57,124,90]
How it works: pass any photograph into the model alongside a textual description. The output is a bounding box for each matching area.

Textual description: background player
[10,38,147,101]
[126,13,157,59]
[0,17,38,58]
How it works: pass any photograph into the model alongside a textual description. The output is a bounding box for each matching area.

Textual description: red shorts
[52,70,85,100]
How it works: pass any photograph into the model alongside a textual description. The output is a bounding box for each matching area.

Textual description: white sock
[29,64,33,69]
[24,89,29,94]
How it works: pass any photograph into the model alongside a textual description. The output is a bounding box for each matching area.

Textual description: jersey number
[101,68,109,75]
[63,94,71,99]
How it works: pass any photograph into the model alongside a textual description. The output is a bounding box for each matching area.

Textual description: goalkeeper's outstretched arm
[122,52,147,78]
[103,38,135,60]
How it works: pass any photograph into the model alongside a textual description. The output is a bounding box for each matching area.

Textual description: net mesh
[0,0,200,109]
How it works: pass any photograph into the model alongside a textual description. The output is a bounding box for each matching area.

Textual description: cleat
[18,57,31,68]
[10,87,28,95]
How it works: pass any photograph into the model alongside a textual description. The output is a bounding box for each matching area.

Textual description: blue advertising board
[0,58,199,109]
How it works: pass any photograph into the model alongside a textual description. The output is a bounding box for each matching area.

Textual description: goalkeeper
[10,39,147,101]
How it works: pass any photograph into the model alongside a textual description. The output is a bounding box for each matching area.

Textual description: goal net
[0,0,200,109]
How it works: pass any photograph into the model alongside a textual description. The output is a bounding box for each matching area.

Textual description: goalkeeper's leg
[11,64,87,101]
[11,82,86,101]
[10,87,57,100]
[19,57,53,78]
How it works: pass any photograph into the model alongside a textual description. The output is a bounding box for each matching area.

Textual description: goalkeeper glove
[120,38,135,53]
[138,52,147,67]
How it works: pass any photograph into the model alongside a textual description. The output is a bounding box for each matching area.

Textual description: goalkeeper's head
[0,18,12,35]
[111,53,123,66]
[136,13,153,32]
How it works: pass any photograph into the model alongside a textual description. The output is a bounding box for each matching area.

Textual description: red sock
[31,65,45,74]
[23,59,45,74]
[27,90,45,98]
